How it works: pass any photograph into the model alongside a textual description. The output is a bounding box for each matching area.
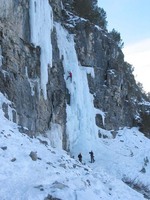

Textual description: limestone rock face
[74,22,137,130]
[0,0,30,41]
[0,0,67,148]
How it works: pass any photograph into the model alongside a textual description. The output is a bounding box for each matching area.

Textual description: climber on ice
[66,71,72,82]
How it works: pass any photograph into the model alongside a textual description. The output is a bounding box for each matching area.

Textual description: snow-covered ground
[0,92,150,200]
[0,1,150,199]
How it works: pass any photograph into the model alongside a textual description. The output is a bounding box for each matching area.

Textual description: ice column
[30,0,53,99]
[0,45,3,68]
[55,23,98,154]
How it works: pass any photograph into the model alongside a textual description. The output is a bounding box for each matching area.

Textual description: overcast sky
[98,0,150,92]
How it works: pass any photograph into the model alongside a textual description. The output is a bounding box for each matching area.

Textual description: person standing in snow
[78,153,82,163]
[89,151,95,163]
[66,71,72,82]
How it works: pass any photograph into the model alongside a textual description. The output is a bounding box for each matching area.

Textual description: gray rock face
[0,0,30,41]
[0,19,40,133]
[71,21,133,130]
[0,0,149,152]
[0,0,67,148]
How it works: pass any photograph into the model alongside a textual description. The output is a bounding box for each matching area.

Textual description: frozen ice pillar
[30,0,53,99]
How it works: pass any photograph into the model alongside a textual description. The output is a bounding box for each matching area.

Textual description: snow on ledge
[81,66,95,78]
[95,108,106,126]
[0,92,17,122]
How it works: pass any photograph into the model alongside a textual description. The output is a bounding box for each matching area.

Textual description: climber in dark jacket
[66,71,72,82]
[78,153,82,163]
[89,151,95,163]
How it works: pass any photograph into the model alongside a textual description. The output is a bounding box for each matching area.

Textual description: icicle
[30,0,53,99]
[0,45,3,68]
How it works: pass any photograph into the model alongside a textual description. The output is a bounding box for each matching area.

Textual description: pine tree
[73,0,107,28]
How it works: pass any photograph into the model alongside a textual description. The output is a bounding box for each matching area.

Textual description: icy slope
[0,92,149,200]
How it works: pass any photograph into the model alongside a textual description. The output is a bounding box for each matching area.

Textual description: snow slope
[0,1,150,199]
[0,92,150,200]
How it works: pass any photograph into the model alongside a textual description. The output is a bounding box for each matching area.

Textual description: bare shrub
[122,176,150,199]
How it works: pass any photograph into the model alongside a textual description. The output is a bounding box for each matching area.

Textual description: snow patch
[25,66,40,96]
[47,123,63,149]
[95,108,105,126]
[139,100,150,106]
[82,66,95,78]
[0,93,16,122]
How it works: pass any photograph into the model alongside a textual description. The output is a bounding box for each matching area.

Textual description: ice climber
[78,153,82,163]
[66,71,72,82]
[89,151,95,163]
